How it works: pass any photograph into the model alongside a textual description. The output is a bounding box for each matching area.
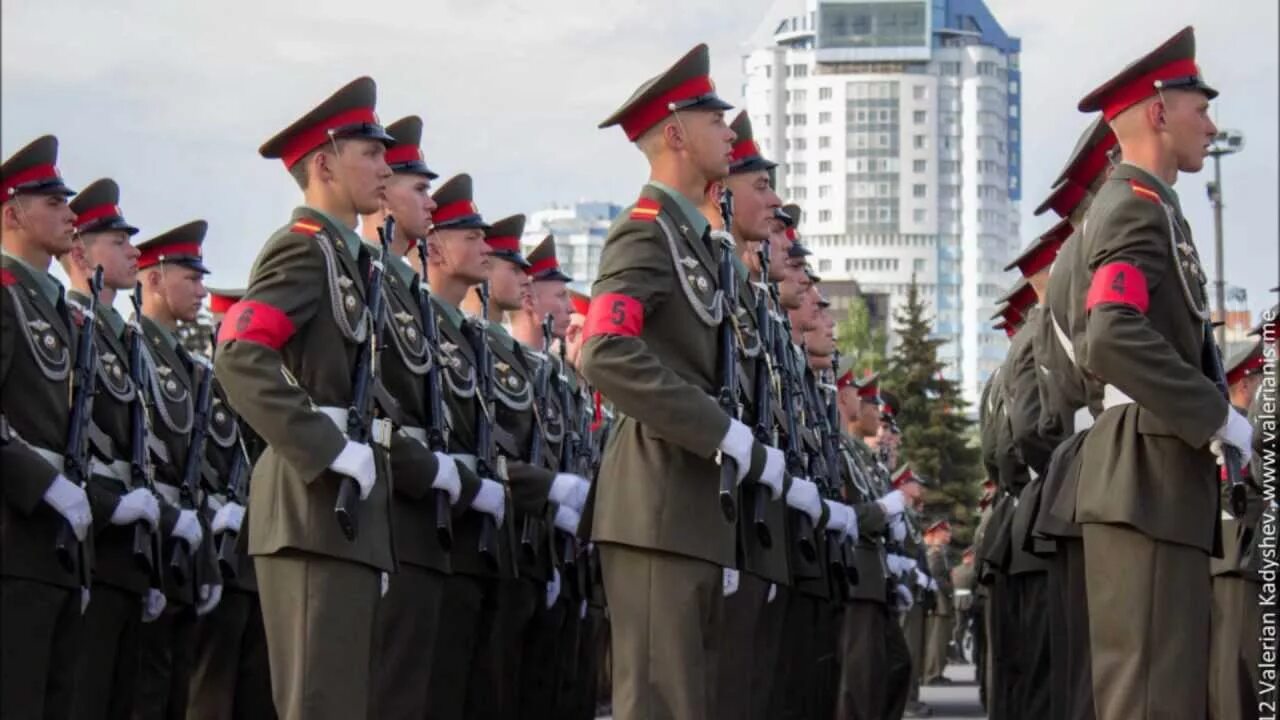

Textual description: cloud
[3,0,1275,315]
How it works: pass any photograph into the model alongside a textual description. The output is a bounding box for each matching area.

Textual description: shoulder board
[1128,180,1162,205]
[0,269,16,288]
[290,219,324,236]
[629,197,660,222]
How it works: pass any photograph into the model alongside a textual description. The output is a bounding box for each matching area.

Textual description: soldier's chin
[1180,154,1206,173]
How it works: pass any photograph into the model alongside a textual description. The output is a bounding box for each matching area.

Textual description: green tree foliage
[883,276,983,546]
[835,293,887,378]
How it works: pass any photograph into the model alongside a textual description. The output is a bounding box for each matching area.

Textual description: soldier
[354,116,472,720]
[1208,337,1267,718]
[581,44,788,719]
[213,76,399,720]
[951,548,977,666]
[414,177,528,720]
[0,135,87,720]
[1030,114,1117,720]
[922,519,955,686]
[133,220,224,719]
[185,286,275,720]
[704,111,793,720]
[1068,27,1249,717]
[61,180,165,720]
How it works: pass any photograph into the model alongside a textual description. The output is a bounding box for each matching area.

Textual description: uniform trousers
[713,571,773,720]
[1209,574,1261,720]
[71,582,141,720]
[1083,522,1210,720]
[1,577,82,720]
[368,564,446,720]
[255,551,380,720]
[837,599,889,720]
[923,612,953,683]
[185,588,274,720]
[600,542,723,720]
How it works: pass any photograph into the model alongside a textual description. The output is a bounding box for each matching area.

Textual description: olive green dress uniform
[1067,28,1225,718]
[213,76,400,720]
[61,180,153,720]
[133,223,224,720]
[582,43,780,720]
[1208,340,1267,720]
[899,517,930,708]
[923,542,954,685]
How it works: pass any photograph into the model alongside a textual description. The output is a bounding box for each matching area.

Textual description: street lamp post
[1206,129,1245,348]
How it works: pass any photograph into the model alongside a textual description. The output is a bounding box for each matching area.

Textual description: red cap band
[1101,58,1200,121]
[620,75,715,141]
[1086,262,1149,315]
[1047,181,1089,219]
[209,294,239,315]
[485,235,520,253]
[218,300,296,351]
[75,203,122,230]
[138,242,201,269]
[434,199,480,226]
[2,163,60,196]
[785,228,797,241]
[730,139,761,164]
[528,256,560,276]
[279,107,378,169]
[1226,354,1264,386]
[385,144,424,166]
[570,293,590,316]
[836,371,854,390]
[584,293,644,340]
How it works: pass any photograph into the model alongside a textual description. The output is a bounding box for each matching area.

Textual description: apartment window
[912,184,927,198]
[792,162,807,175]
[819,210,832,222]
[877,133,891,148]
[913,110,927,124]
[792,114,807,126]
[791,187,808,200]
[764,66,772,78]
[913,159,927,173]
[818,185,832,198]
[819,111,832,124]
[912,209,927,222]
[793,89,807,102]
[913,85,927,100]
[793,138,807,151]
[914,258,927,272]
[819,87,833,100]
[819,161,832,173]
[939,62,961,76]
[819,136,831,149]
[763,114,771,126]
[818,259,832,272]
[913,135,927,149]
[791,64,809,78]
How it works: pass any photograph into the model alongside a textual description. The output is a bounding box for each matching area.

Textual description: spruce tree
[883,276,983,545]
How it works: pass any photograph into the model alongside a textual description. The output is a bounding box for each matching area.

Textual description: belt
[450,453,478,473]
[317,406,394,449]
[1102,384,1135,410]
[30,446,66,473]
[154,482,182,506]
[1072,406,1095,433]
[92,458,131,483]
[954,588,972,598]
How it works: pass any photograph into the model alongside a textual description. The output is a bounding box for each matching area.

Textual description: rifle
[774,314,817,563]
[747,239,775,548]
[214,437,248,580]
[555,329,584,597]
[714,187,740,523]
[170,346,213,588]
[818,359,859,589]
[1204,323,1247,516]
[334,215,394,540]
[57,265,103,595]
[802,362,853,598]
[414,240,454,550]
[464,281,503,572]
[519,315,556,566]
[126,283,163,586]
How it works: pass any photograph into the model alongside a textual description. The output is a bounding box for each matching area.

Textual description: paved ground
[598,662,986,718]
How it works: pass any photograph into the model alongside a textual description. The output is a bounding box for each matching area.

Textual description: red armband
[217,300,296,350]
[1086,262,1149,314]
[583,293,644,340]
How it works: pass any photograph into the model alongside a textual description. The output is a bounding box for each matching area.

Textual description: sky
[2,0,1276,320]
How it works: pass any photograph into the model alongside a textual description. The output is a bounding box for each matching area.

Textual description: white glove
[823,500,858,543]
[110,488,161,530]
[431,452,462,505]
[43,475,91,542]
[915,568,931,589]
[141,588,167,622]
[767,583,778,604]
[381,572,390,598]
[211,502,245,535]
[1211,407,1254,466]
[547,569,562,609]
[196,583,223,616]
[928,577,939,592]
[891,516,907,543]
[885,554,905,576]
[471,478,506,527]
[758,445,785,500]
[549,473,591,512]
[172,509,204,550]
[330,440,377,500]
[718,419,755,484]
[553,505,581,535]
[81,587,91,615]
[877,489,906,518]
[785,477,824,525]
[723,567,741,597]
[892,583,914,612]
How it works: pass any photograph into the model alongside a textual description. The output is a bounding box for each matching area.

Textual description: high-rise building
[743,0,1022,404]
[521,201,622,293]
